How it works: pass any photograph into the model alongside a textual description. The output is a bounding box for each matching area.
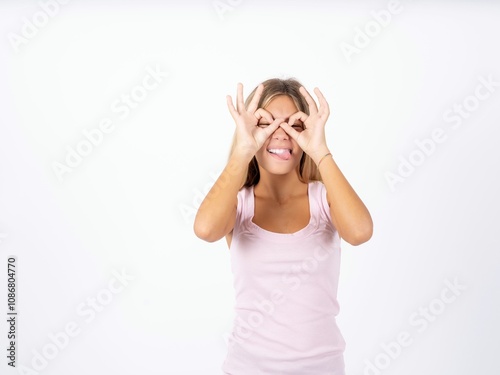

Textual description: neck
[254,168,307,203]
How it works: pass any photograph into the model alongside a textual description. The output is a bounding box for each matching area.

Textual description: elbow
[343,220,373,246]
[193,221,220,243]
[348,230,372,246]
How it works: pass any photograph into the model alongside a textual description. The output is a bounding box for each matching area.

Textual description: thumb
[255,118,283,147]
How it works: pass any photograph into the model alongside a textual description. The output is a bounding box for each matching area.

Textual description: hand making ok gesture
[279,86,331,164]
[226,83,285,162]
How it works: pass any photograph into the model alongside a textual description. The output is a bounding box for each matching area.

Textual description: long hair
[227,78,322,189]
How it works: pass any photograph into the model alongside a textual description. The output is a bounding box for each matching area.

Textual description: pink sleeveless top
[222,181,346,375]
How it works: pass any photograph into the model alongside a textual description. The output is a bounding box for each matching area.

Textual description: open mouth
[267,148,292,161]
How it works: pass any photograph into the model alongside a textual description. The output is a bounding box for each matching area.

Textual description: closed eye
[257,123,304,131]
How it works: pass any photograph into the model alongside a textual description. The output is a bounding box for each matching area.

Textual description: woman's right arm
[193,150,250,243]
[193,82,282,242]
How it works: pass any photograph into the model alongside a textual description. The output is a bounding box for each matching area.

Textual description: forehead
[264,95,298,116]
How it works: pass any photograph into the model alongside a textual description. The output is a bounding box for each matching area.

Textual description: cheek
[257,136,273,154]
[254,145,267,164]
[256,143,267,156]
[293,141,304,155]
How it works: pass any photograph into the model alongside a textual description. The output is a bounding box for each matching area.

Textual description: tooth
[268,148,290,154]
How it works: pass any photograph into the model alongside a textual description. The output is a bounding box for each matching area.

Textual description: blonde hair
[228,77,322,189]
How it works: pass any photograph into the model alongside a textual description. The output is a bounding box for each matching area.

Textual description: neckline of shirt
[247,181,318,242]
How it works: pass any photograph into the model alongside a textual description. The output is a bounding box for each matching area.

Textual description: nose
[271,123,289,140]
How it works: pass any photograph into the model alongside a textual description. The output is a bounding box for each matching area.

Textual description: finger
[314,87,330,117]
[236,82,244,113]
[299,86,319,114]
[259,117,283,138]
[226,95,238,120]
[279,121,302,142]
[287,111,308,126]
[254,107,274,124]
[247,84,264,113]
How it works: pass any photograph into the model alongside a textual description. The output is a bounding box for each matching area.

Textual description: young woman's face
[255,95,305,176]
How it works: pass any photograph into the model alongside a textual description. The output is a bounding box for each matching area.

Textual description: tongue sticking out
[271,149,291,160]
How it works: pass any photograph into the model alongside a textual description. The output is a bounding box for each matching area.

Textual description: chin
[262,166,295,175]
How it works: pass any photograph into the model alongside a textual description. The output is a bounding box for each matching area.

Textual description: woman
[194,78,373,374]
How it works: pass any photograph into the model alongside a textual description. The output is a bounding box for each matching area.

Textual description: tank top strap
[308,181,321,213]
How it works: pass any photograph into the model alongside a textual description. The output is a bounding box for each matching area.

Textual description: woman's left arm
[279,86,373,246]
[313,148,373,245]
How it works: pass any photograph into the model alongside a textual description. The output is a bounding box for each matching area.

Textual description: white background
[1,0,499,374]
